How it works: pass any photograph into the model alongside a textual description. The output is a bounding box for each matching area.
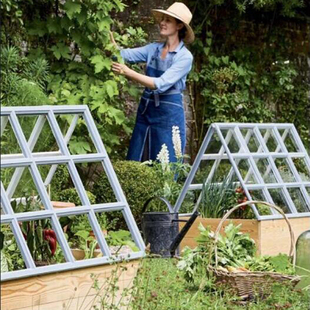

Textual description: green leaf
[69,137,92,154]
[1,251,9,272]
[110,108,125,125]
[28,21,47,37]
[60,16,71,30]
[104,80,118,98]
[51,43,70,60]
[269,254,290,273]
[61,89,71,97]
[90,55,111,73]
[64,0,82,19]
[76,7,87,25]
[98,16,112,32]
[75,230,90,241]
[113,0,126,11]
[47,18,62,34]
[222,56,229,65]
[36,226,43,244]
[203,47,210,56]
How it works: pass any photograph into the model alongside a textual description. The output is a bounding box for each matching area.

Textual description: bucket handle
[142,196,174,214]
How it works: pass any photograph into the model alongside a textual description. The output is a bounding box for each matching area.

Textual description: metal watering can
[141,196,199,258]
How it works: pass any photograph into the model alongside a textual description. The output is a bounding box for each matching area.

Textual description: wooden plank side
[180,217,259,251]
[259,217,310,256]
[1,260,140,310]
[12,294,132,310]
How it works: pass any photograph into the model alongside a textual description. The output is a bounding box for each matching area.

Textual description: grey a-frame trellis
[0,105,145,281]
[174,123,310,220]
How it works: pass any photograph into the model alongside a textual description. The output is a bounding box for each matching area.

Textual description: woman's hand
[112,62,130,76]
[112,62,156,90]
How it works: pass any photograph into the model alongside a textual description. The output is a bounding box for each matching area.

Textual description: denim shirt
[120,41,193,94]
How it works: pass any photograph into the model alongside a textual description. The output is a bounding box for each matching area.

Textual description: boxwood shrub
[93,160,162,223]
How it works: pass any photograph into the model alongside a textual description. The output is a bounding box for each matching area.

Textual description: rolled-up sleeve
[120,43,154,64]
[153,54,193,93]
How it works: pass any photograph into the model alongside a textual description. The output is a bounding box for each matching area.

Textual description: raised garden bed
[180,216,310,256]
[1,260,139,310]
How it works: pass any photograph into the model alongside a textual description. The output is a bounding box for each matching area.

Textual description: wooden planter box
[1,260,140,310]
[180,217,310,256]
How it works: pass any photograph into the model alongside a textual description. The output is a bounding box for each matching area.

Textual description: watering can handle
[142,196,174,214]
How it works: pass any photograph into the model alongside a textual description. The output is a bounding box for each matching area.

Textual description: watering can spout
[169,210,199,256]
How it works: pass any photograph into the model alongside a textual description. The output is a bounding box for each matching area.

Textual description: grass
[88,257,310,310]
[129,258,310,310]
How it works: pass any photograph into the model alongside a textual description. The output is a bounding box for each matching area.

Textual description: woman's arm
[112,62,156,89]
[110,31,157,88]
[110,31,154,64]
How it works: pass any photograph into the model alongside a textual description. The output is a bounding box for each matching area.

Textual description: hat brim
[152,9,195,44]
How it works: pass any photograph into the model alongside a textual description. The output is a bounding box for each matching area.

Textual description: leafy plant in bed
[178,220,300,300]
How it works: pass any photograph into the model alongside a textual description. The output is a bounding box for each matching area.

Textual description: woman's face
[159,15,183,38]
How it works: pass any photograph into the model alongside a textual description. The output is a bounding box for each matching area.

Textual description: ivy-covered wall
[1,0,309,160]
[185,1,310,158]
[116,0,310,159]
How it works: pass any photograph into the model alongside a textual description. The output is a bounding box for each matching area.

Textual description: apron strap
[147,45,181,106]
[154,93,160,107]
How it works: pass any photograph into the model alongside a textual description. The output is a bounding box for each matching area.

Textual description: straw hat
[152,2,195,44]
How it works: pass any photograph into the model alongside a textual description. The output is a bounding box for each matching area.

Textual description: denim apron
[127,47,186,163]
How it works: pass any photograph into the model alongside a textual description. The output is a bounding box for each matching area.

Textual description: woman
[111,2,194,162]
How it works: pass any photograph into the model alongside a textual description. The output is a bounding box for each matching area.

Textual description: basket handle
[213,200,296,268]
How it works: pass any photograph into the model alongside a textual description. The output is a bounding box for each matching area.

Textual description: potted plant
[19,219,58,266]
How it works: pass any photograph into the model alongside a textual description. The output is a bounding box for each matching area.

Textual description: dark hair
[176,19,187,41]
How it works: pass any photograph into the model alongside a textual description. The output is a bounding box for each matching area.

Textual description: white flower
[157,144,169,164]
[236,104,243,111]
[156,144,170,172]
[172,126,182,159]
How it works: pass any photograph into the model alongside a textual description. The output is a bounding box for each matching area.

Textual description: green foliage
[106,230,139,252]
[0,0,148,156]
[68,213,113,236]
[0,225,25,272]
[54,188,96,206]
[50,164,71,195]
[232,0,303,17]
[85,258,310,309]
[188,0,305,18]
[196,223,257,268]
[178,223,296,291]
[72,230,99,259]
[191,50,309,145]
[93,160,162,222]
[187,1,310,156]
[248,254,295,275]
[200,176,237,218]
[20,219,54,263]
[0,46,50,106]
[143,158,191,207]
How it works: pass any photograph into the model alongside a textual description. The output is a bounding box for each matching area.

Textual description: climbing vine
[186,0,310,158]
[1,0,147,156]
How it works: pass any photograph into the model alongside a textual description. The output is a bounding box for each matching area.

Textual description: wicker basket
[209,200,301,300]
